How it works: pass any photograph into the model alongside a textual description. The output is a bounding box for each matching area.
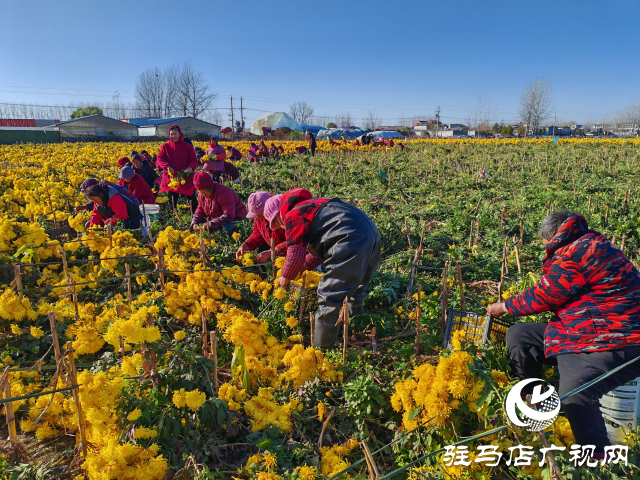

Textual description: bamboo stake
[604,203,610,224]
[125,263,132,307]
[468,219,475,249]
[360,440,380,480]
[310,312,315,348]
[201,303,208,337]
[13,265,22,299]
[107,223,113,248]
[210,330,218,393]
[474,219,480,245]
[3,377,19,445]
[403,217,412,248]
[621,233,627,252]
[441,261,449,333]
[66,341,88,460]
[342,297,349,365]
[456,263,465,311]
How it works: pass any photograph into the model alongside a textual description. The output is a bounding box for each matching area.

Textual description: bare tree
[518,77,554,136]
[176,61,216,119]
[469,97,497,133]
[363,109,381,130]
[334,112,353,128]
[289,101,315,124]
[308,114,331,127]
[163,64,180,118]
[107,91,128,119]
[135,67,166,117]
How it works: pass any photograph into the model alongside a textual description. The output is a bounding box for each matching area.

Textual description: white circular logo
[505,378,561,432]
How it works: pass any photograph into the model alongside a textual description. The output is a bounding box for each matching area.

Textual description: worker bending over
[118,166,156,205]
[487,211,640,456]
[266,188,381,349]
[190,172,247,234]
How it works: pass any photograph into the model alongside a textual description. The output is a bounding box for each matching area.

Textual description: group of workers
[74,125,640,456]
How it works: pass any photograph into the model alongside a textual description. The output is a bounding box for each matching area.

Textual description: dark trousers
[312,201,381,349]
[506,322,640,452]
[168,191,198,214]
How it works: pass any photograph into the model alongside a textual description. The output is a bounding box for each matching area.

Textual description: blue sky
[1,0,638,126]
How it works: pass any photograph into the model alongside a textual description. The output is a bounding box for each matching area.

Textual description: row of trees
[288,102,384,130]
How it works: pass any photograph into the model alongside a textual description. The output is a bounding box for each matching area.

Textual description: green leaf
[408,408,421,421]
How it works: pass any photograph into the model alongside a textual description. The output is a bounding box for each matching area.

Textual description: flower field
[1,138,639,479]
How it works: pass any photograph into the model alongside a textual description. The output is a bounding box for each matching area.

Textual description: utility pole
[435,106,441,139]
[230,97,234,131]
[240,97,244,132]
[554,110,557,136]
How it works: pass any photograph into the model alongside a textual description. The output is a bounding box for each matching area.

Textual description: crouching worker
[190,172,247,234]
[268,188,381,349]
[118,166,156,205]
[83,183,142,229]
[235,191,287,264]
[487,211,640,456]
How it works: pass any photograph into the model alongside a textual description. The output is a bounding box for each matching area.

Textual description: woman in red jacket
[156,124,198,212]
[84,183,142,229]
[235,191,286,263]
[118,166,156,205]
[190,172,247,234]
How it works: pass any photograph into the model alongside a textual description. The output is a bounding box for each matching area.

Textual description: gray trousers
[308,200,381,349]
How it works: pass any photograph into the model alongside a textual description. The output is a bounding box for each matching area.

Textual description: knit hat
[246,191,271,219]
[80,178,98,192]
[119,165,135,179]
[118,157,130,168]
[193,171,214,189]
[264,194,284,229]
[130,150,139,158]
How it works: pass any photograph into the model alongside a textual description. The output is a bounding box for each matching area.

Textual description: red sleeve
[89,203,103,227]
[304,253,323,271]
[242,221,266,252]
[155,143,170,170]
[281,245,307,280]
[105,194,128,225]
[118,179,125,187]
[505,256,586,316]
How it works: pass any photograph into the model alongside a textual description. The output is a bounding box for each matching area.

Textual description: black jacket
[135,160,159,188]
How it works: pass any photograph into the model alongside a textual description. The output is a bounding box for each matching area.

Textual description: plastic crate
[45,220,76,242]
[290,283,319,316]
[443,310,512,349]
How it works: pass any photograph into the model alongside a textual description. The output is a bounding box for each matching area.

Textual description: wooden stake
[66,341,88,460]
[456,263,465,311]
[414,284,422,354]
[468,219,475,249]
[403,217,413,248]
[621,233,627,252]
[3,377,19,445]
[48,312,63,368]
[125,263,132,307]
[604,203,610,224]
[199,227,206,268]
[210,331,218,393]
[360,440,381,480]
[514,237,522,274]
[201,303,208,337]
[107,223,113,248]
[270,238,276,280]
[474,218,480,245]
[116,304,125,359]
[310,312,315,348]
[441,261,449,333]
[145,314,159,387]
[158,249,165,292]
[342,297,349,365]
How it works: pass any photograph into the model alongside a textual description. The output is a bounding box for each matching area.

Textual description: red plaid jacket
[505,214,640,357]
[242,217,287,256]
[280,188,329,279]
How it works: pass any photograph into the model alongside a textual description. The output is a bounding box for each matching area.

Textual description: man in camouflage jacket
[488,211,640,454]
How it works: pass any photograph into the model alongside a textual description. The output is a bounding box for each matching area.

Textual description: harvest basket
[45,220,76,242]
[443,310,512,349]
[290,283,319,316]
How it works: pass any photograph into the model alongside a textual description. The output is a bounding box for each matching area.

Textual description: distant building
[434,129,468,138]
[442,123,465,129]
[127,116,221,139]
[378,126,403,132]
[57,114,138,140]
[0,119,60,127]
